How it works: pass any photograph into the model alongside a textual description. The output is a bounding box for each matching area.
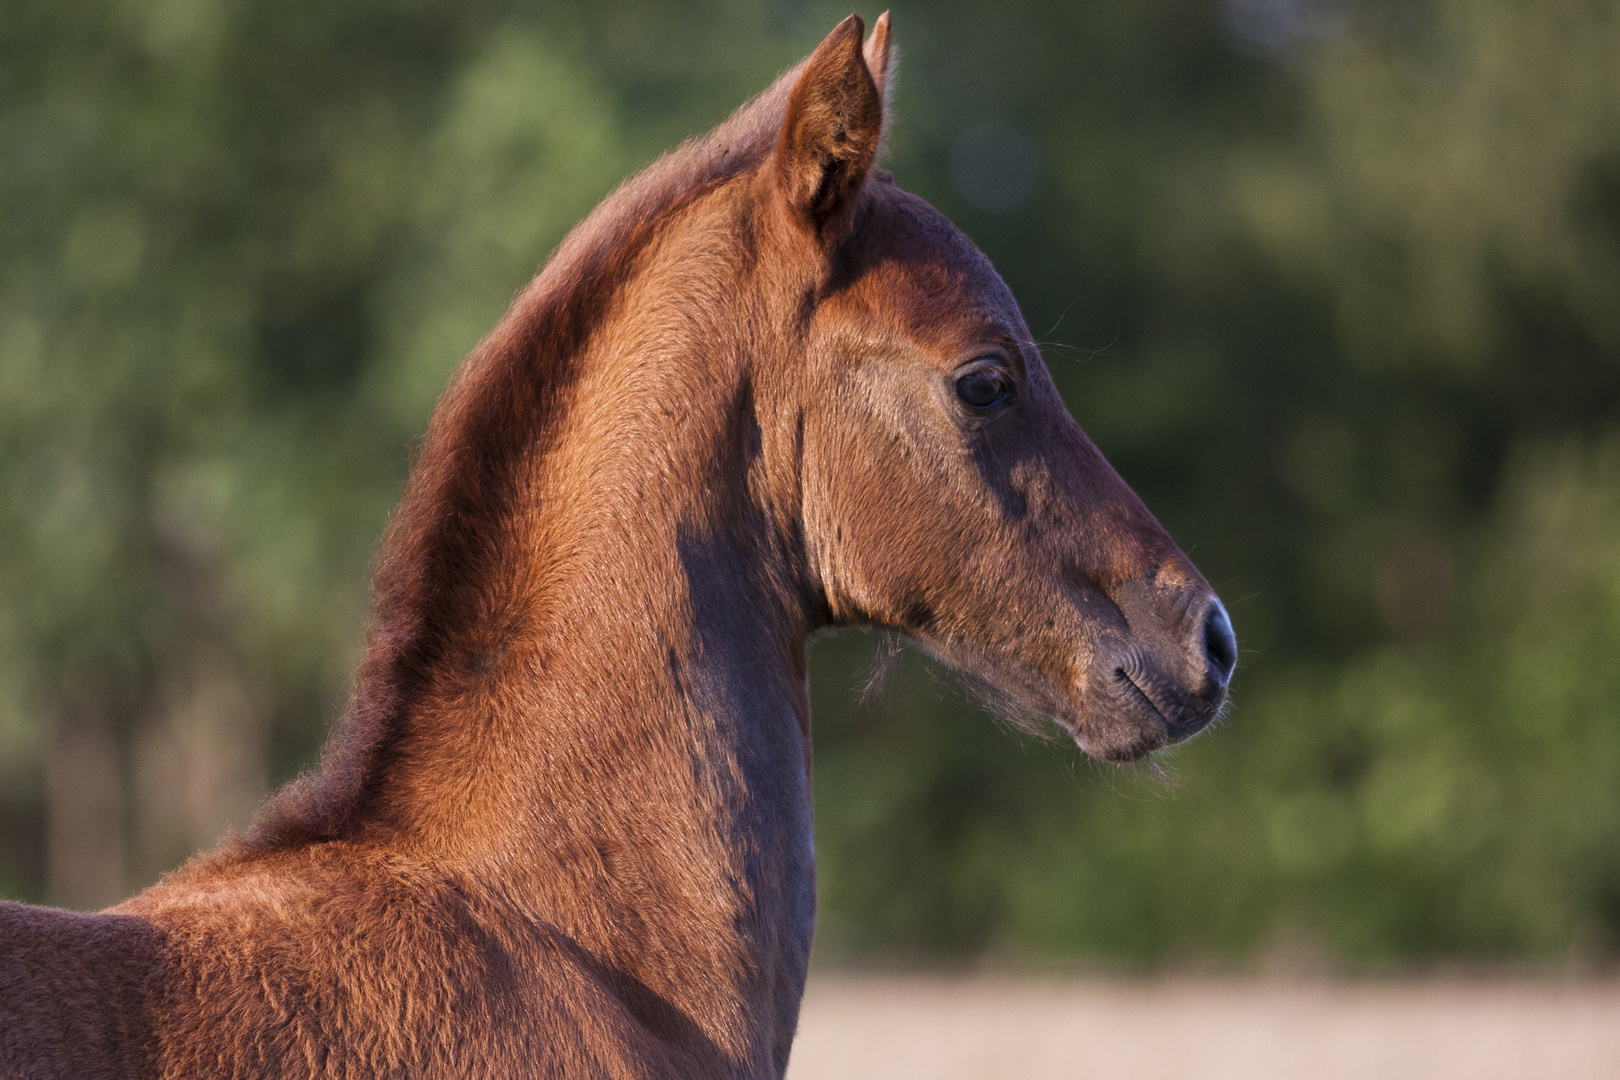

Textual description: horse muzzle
[1073,588,1236,762]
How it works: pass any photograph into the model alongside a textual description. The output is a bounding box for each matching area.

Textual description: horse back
[0,898,160,1079]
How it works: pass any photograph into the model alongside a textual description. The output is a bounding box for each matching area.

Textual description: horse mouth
[1069,666,1223,762]
[1117,668,1171,731]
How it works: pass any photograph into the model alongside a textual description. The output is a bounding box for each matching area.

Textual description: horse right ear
[775,14,885,245]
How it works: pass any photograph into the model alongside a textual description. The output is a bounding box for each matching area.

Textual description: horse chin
[1065,709,1171,763]
[935,644,1217,763]
[975,671,1172,763]
[1066,669,1227,763]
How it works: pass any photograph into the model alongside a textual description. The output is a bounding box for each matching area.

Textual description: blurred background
[2,0,1618,982]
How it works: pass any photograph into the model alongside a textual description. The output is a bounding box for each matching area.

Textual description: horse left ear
[776,14,885,244]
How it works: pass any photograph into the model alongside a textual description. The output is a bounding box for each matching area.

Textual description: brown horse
[0,14,1234,1079]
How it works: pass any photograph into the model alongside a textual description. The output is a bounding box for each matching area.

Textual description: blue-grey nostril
[1202,600,1237,684]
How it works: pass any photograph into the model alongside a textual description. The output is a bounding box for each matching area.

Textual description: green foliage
[2,0,1617,965]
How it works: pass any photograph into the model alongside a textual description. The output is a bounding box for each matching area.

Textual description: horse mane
[239,62,812,856]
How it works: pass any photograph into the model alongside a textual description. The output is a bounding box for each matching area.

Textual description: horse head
[747,15,1235,760]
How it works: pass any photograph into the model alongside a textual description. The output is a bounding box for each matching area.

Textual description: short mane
[241,62,809,854]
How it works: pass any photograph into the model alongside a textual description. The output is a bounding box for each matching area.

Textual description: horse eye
[955,367,1014,411]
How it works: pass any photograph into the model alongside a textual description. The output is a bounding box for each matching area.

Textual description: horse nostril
[1202,599,1237,685]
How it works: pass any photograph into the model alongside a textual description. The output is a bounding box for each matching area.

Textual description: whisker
[857,633,903,707]
[1040,296,1084,341]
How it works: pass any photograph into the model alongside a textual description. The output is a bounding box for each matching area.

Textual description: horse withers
[0,13,1235,1079]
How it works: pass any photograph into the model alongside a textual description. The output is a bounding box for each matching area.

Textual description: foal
[0,14,1235,1079]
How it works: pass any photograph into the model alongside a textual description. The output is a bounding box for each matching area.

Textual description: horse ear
[776,14,885,243]
[864,11,895,102]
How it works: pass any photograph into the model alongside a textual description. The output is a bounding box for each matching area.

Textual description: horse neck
[348,260,818,1066]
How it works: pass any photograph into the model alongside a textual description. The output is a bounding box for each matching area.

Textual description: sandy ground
[785,974,1620,1080]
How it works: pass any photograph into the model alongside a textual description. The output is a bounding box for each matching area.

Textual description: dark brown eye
[955,366,1015,411]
